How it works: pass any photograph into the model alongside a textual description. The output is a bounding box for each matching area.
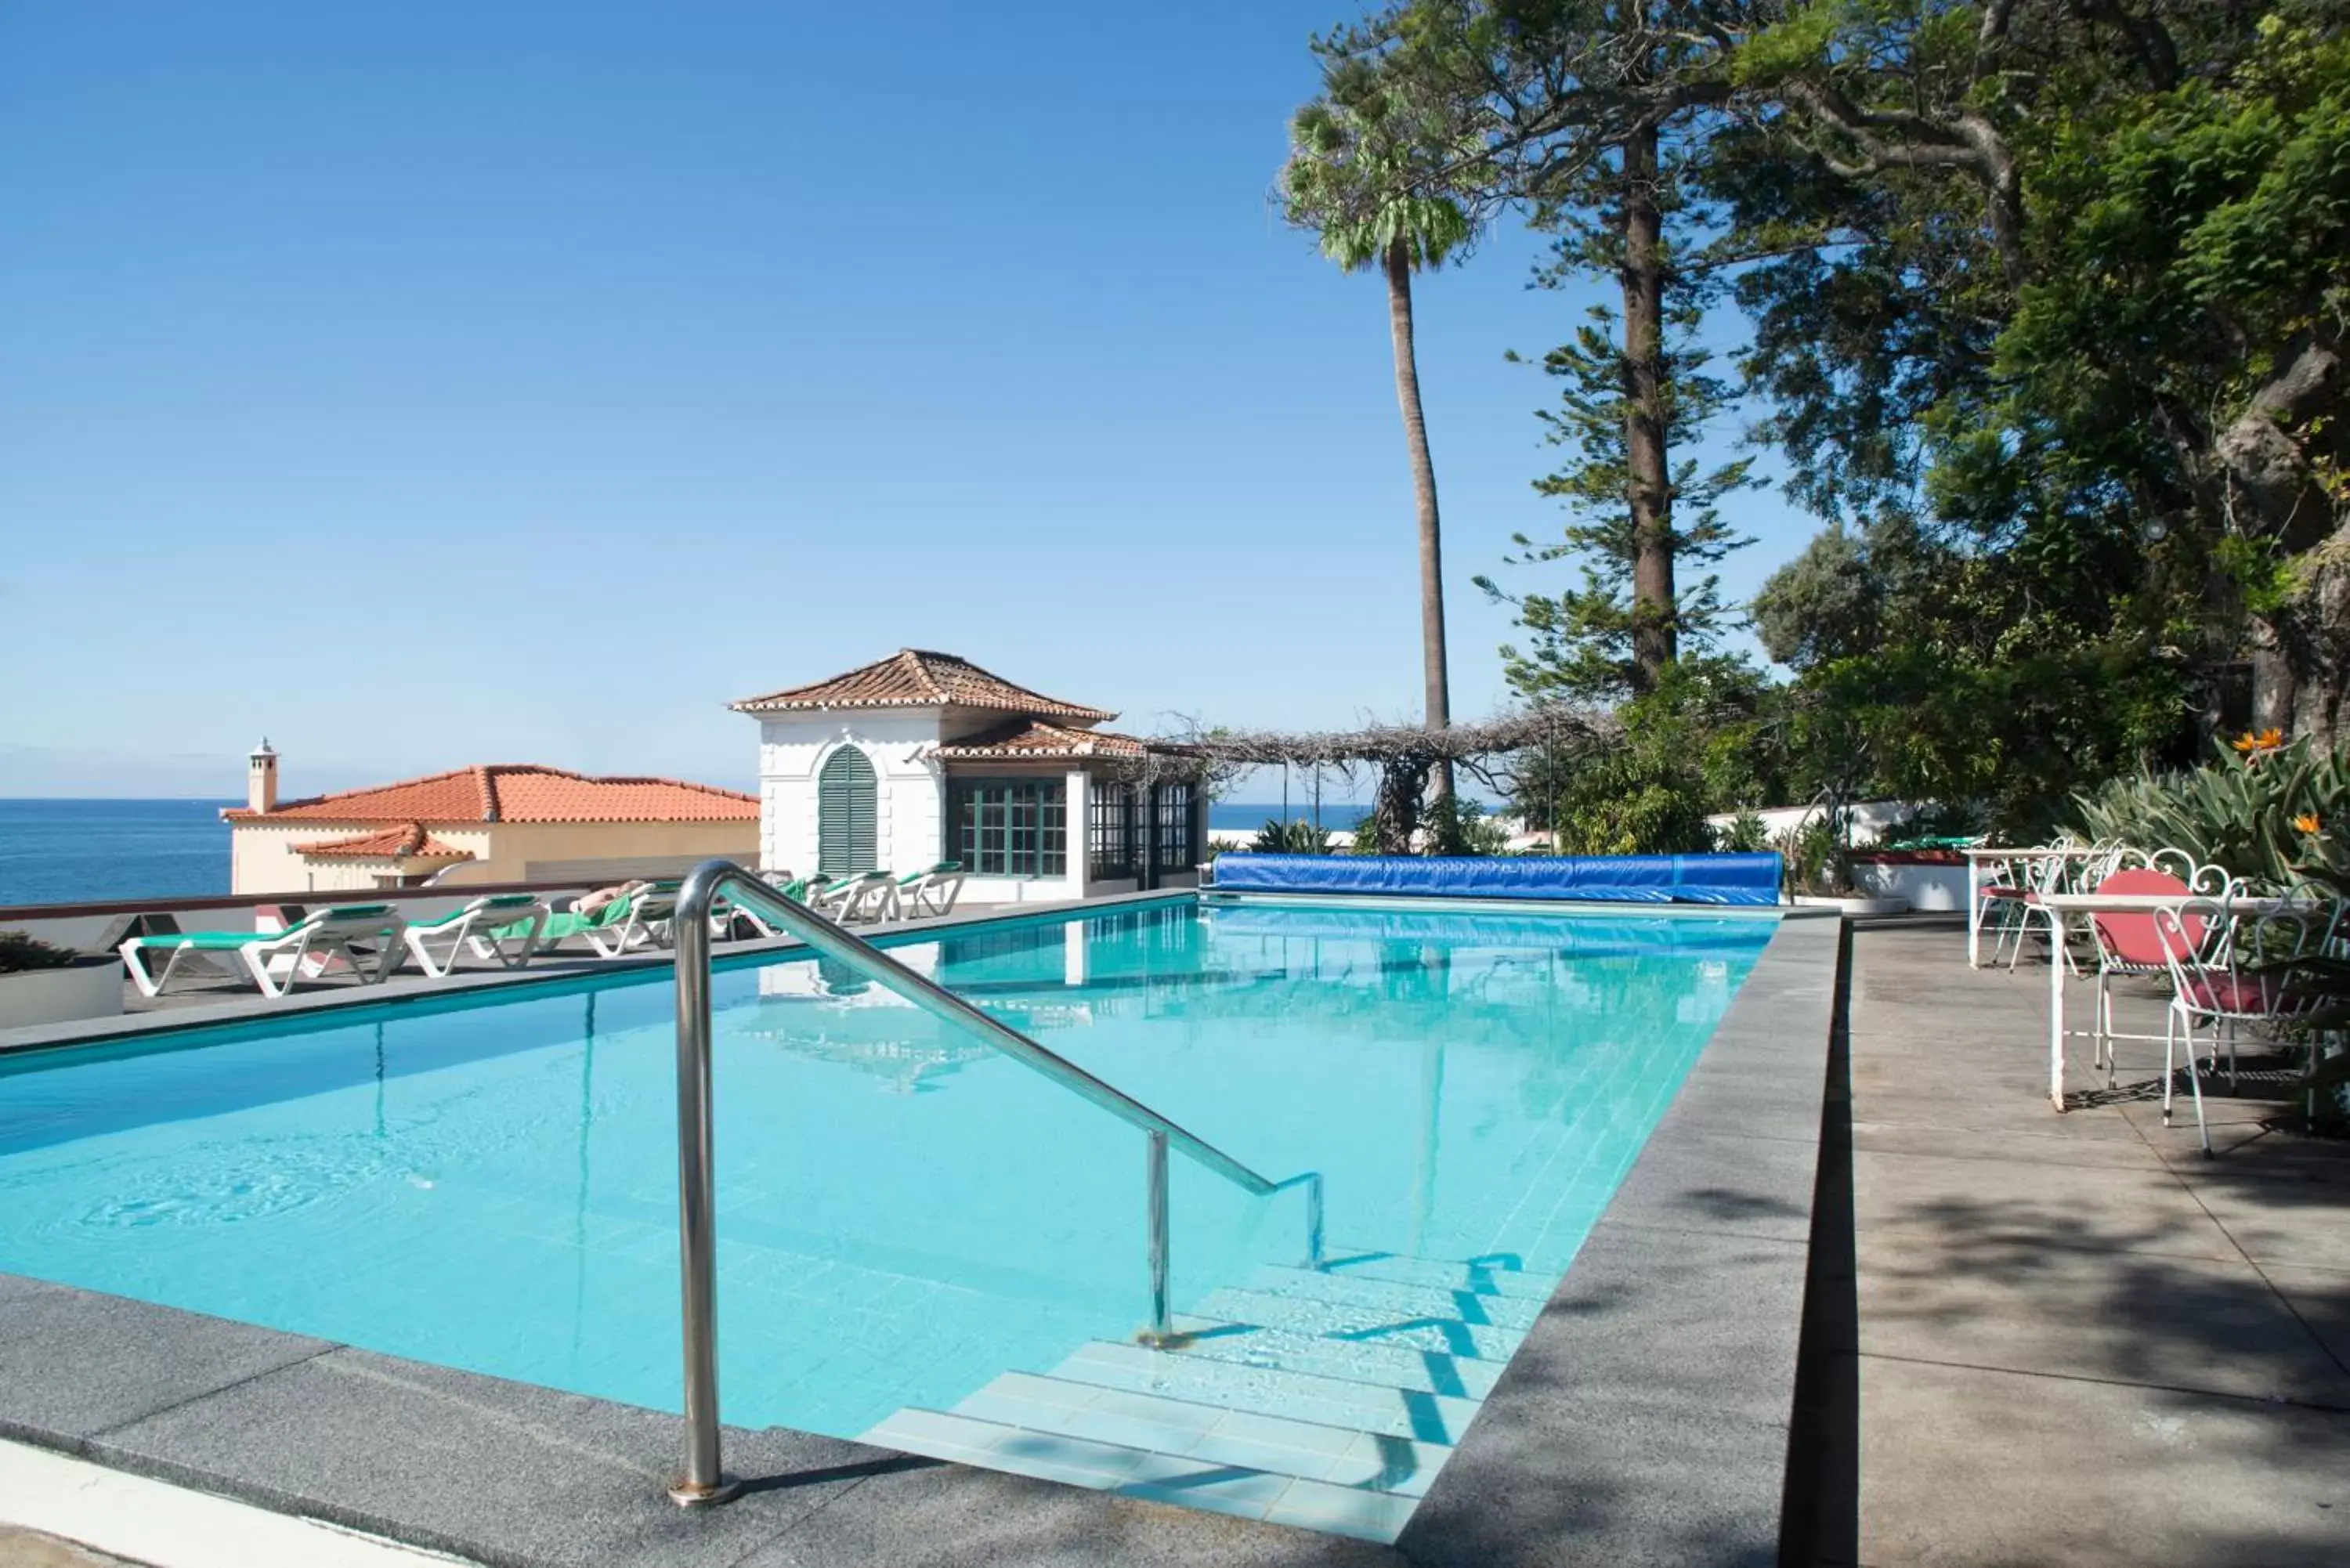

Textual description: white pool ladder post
[664,858,1325,1508]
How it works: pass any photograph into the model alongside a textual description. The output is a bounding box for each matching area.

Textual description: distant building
[222,742,758,894]
[732,649,1203,904]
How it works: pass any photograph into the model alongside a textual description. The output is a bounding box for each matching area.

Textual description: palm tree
[1282,81,1475,798]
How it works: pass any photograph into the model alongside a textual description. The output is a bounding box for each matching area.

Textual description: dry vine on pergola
[1119,708,1618,853]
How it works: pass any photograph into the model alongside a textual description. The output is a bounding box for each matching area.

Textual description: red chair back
[2090,868,2200,967]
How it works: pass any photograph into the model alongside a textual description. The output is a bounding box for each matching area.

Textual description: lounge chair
[121,904,409,999]
[898,861,965,918]
[721,875,812,939]
[830,871,901,924]
[804,875,862,920]
[497,882,657,958]
[402,893,549,978]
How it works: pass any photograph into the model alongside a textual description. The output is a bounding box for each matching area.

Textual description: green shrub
[1714,811,1772,853]
[0,931,79,975]
[2069,735,2350,890]
[1551,752,1715,856]
[1775,815,1853,894]
[1424,796,1513,856]
[1249,818,1333,855]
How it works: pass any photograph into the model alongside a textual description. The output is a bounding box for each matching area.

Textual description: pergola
[1119,707,1619,852]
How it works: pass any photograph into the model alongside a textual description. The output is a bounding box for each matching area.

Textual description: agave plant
[2069,735,2350,890]
[2249,827,2350,1134]
[1249,818,1333,855]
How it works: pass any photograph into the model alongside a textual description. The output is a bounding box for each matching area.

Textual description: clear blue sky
[0,0,1818,799]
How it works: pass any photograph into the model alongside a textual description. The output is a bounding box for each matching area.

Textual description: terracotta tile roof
[729,649,1116,722]
[224,765,757,825]
[291,824,475,862]
[927,720,1155,760]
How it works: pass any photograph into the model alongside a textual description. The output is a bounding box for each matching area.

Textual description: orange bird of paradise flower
[2295,812,2321,834]
[2232,728,2285,754]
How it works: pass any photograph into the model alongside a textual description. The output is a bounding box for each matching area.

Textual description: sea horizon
[0,795,1390,908]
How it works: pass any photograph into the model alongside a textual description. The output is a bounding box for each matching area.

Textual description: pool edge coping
[0,907,1842,1567]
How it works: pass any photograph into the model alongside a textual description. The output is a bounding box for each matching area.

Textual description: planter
[1791,893,1911,916]
[0,956,124,1030]
[1850,858,1971,912]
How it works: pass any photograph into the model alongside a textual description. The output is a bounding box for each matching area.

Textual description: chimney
[248,738,279,813]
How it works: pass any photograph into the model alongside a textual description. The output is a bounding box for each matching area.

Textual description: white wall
[756,711,945,877]
[1703,801,1918,848]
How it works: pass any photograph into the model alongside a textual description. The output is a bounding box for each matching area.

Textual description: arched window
[817,746,878,876]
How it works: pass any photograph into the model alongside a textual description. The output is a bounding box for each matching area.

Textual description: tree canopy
[1289,0,2350,838]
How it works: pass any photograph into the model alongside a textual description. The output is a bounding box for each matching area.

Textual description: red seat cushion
[2182,972,2298,1016]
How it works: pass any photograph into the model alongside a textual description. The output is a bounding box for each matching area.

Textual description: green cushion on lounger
[122,905,396,949]
[123,930,280,951]
[411,894,538,931]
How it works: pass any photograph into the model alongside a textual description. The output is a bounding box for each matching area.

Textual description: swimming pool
[0,894,1773,1540]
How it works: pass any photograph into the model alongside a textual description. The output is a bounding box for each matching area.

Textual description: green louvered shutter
[818,747,878,876]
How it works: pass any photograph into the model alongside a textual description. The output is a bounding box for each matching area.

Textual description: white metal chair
[2152,900,2329,1154]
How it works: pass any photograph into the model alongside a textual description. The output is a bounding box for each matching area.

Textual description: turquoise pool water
[0,898,1770,1441]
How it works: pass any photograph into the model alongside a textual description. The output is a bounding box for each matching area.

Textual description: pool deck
[0,904,1840,1566]
[1808,918,2350,1567]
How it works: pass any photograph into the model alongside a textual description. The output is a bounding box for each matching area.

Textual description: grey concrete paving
[1840,922,2350,1567]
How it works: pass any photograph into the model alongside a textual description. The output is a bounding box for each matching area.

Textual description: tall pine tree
[1477,119,1755,706]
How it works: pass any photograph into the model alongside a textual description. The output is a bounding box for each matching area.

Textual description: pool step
[1047,1339,1483,1444]
[861,1248,1556,1544]
[1189,1286,1528,1360]
[1309,1251,1556,1302]
[861,1406,1419,1541]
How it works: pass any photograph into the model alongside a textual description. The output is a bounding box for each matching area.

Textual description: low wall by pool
[1209,851,1784,906]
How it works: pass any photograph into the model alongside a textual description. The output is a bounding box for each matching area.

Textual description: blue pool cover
[1209,851,1784,906]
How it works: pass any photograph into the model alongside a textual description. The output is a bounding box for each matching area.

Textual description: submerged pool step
[1311,1250,1559,1303]
[862,1406,1420,1542]
[1047,1339,1484,1445]
[948,1370,1451,1493]
[1191,1287,1528,1361]
[860,1249,1542,1545]
[1243,1264,1547,1332]
[1159,1313,1508,1400]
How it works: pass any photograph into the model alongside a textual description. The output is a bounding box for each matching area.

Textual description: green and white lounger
[494,883,649,958]
[822,870,899,924]
[403,892,549,977]
[120,904,408,999]
[897,861,965,918]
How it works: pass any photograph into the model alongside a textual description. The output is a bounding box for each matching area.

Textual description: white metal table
[2034,891,2295,1112]
[1963,847,2110,968]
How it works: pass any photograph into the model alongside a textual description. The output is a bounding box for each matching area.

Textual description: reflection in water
[574,989,595,1367]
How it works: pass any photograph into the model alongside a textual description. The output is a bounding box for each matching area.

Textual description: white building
[731,649,1204,905]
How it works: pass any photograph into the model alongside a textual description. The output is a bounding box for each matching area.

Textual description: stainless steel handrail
[663,858,1324,1507]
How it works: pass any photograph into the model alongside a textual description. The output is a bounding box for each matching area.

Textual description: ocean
[0,797,1369,909]
[0,799,235,907]
[1207,800,1367,832]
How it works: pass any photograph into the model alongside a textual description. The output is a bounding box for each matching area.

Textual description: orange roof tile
[291,824,475,862]
[225,765,757,826]
[730,649,1115,722]
[927,720,1159,760]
